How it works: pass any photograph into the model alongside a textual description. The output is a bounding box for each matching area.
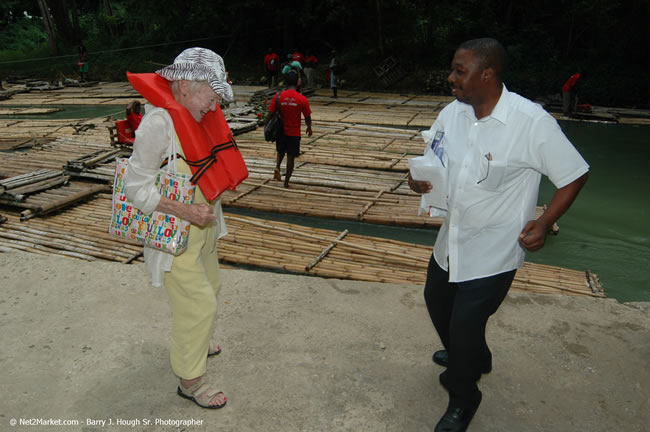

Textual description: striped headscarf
[156,47,234,102]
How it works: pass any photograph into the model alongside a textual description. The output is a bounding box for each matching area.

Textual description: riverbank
[1,252,648,431]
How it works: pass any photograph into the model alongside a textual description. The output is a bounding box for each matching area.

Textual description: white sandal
[177,377,227,409]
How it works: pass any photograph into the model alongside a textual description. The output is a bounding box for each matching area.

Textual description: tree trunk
[376,0,385,57]
[37,0,58,55]
[69,0,81,43]
[48,0,75,46]
[565,0,576,58]
[103,0,113,16]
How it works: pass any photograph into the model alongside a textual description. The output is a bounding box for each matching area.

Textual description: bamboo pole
[5,176,70,200]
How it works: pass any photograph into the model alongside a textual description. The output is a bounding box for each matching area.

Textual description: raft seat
[115,120,135,145]
[108,120,135,147]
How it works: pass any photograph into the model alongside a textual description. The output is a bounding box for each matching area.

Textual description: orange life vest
[126,72,248,200]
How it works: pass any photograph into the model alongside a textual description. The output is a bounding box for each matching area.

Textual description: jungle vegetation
[1,0,648,108]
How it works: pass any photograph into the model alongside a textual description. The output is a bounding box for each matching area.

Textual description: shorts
[276,134,301,157]
[330,72,337,88]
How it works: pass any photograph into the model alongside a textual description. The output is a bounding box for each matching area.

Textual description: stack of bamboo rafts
[0,169,69,202]
[2,178,108,221]
[64,147,128,182]
[0,193,603,297]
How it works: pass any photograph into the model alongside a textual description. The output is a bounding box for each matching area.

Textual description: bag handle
[160,114,179,174]
[274,91,282,120]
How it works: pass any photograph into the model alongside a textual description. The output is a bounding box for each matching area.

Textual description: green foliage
[0,16,48,52]
[2,0,648,107]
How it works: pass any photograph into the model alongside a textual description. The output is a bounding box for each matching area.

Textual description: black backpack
[264,92,283,142]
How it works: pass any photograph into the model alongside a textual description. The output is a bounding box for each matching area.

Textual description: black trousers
[424,255,516,408]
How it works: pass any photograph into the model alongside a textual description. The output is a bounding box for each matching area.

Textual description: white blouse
[123,105,227,287]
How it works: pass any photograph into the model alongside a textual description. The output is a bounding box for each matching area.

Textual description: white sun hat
[156,47,234,102]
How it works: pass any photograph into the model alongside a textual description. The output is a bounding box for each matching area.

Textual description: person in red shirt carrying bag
[268,71,313,188]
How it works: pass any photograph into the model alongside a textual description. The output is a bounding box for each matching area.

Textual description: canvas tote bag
[109,136,194,255]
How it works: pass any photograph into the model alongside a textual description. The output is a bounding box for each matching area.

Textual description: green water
[231,121,650,303]
[530,121,650,302]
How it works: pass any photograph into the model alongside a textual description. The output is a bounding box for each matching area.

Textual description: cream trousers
[164,217,220,379]
[163,151,221,380]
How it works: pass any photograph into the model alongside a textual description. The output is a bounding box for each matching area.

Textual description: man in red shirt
[303,50,319,88]
[264,48,280,88]
[268,72,313,188]
[562,72,585,117]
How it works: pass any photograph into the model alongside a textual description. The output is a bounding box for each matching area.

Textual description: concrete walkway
[0,252,648,431]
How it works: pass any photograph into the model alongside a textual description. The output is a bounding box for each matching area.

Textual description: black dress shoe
[439,370,450,391]
[434,392,482,432]
[433,350,449,367]
[432,350,492,374]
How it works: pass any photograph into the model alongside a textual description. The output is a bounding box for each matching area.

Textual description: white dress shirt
[123,106,227,287]
[426,85,589,282]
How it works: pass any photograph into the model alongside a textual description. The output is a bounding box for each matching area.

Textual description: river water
[531,121,650,302]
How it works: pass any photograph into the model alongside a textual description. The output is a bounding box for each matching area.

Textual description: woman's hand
[184,203,217,227]
[156,197,216,227]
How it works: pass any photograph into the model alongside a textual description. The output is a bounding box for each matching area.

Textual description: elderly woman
[123,48,234,409]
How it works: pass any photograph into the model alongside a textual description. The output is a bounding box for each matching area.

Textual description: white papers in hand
[408,152,448,210]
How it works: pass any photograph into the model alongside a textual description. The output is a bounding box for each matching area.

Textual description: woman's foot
[178,376,227,409]
[208,342,221,357]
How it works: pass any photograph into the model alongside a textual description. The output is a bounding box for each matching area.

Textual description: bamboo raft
[221,166,444,227]
[0,194,603,297]
[219,214,601,296]
[0,197,143,263]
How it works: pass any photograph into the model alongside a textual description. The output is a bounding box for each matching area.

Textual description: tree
[48,0,75,45]
[37,0,58,55]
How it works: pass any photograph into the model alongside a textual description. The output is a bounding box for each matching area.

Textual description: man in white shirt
[408,38,589,432]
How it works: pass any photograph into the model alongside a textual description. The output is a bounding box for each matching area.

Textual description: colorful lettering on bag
[110,158,194,255]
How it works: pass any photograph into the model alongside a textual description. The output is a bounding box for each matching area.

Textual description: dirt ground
[0,252,648,431]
